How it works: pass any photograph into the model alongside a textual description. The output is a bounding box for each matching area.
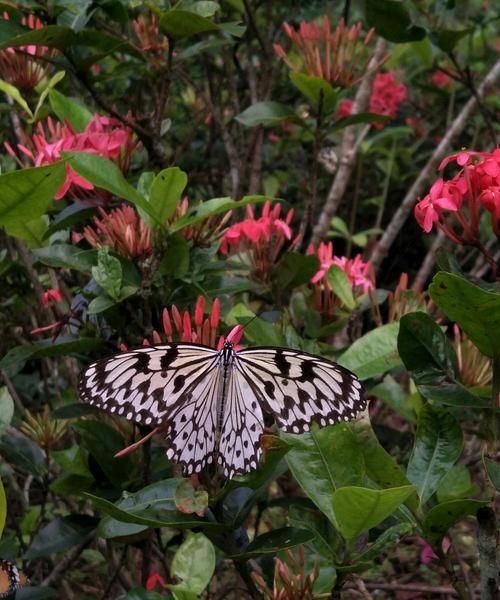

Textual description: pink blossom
[414,179,461,233]
[332,255,375,294]
[431,70,452,88]
[40,289,63,309]
[146,571,167,592]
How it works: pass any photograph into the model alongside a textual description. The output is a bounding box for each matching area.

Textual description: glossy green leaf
[33,70,66,122]
[63,152,160,225]
[170,195,266,232]
[235,101,297,127]
[432,28,471,52]
[92,248,123,301]
[429,272,500,358]
[275,253,319,289]
[175,480,208,517]
[355,523,414,561]
[232,527,314,559]
[148,167,188,224]
[0,386,14,435]
[0,163,65,227]
[483,455,500,491]
[406,404,463,505]
[423,499,488,546]
[170,533,215,594]
[49,89,92,131]
[72,421,132,488]
[365,0,426,42]
[283,424,365,526]
[350,420,418,512]
[436,464,476,503]
[0,25,74,51]
[398,312,487,407]
[370,376,416,423]
[24,515,97,559]
[33,245,97,273]
[327,265,356,310]
[0,477,6,539]
[289,72,338,113]
[288,503,337,558]
[0,78,32,117]
[160,9,219,39]
[338,322,401,380]
[6,216,48,248]
[0,432,45,476]
[332,485,415,540]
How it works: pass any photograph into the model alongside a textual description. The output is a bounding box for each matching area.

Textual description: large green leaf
[332,485,415,540]
[354,523,414,562]
[231,527,315,559]
[0,163,65,227]
[406,405,463,505]
[5,216,48,248]
[398,312,488,407]
[0,387,14,436]
[63,152,161,225]
[338,322,401,380]
[148,167,188,224]
[24,515,97,559]
[365,0,426,43]
[423,499,488,546]
[283,424,364,526]
[235,101,297,128]
[429,272,500,358]
[33,245,97,273]
[159,9,219,39]
[484,455,500,491]
[49,89,92,132]
[327,265,356,310]
[170,533,215,595]
[289,72,338,113]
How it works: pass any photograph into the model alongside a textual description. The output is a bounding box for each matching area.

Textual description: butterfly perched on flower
[0,559,28,599]
[78,327,365,479]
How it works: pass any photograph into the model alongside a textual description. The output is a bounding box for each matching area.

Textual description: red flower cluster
[336,71,407,128]
[220,202,299,282]
[5,115,137,201]
[0,12,53,90]
[40,289,63,309]
[273,16,378,88]
[308,242,375,316]
[79,205,152,260]
[414,149,500,241]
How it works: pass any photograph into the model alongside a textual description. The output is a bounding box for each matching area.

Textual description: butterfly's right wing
[78,344,222,474]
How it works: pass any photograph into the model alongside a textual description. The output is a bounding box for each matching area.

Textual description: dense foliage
[0,1,499,599]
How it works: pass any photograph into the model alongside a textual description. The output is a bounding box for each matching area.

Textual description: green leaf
[332,485,415,540]
[275,253,319,289]
[0,477,6,539]
[370,376,416,423]
[288,503,337,558]
[0,78,33,118]
[170,533,215,594]
[365,0,427,43]
[0,387,14,435]
[406,404,463,505]
[33,70,66,122]
[170,195,266,233]
[283,424,365,527]
[0,25,74,51]
[72,420,132,488]
[160,9,220,39]
[33,245,97,273]
[289,72,338,113]
[423,499,488,546]
[326,265,356,310]
[431,28,471,53]
[92,247,123,301]
[63,152,161,226]
[6,216,48,248]
[355,523,414,561]
[148,167,188,224]
[483,455,500,491]
[429,272,500,358]
[398,312,487,407]
[120,589,165,600]
[175,480,208,517]
[232,527,314,559]
[436,465,476,503]
[331,113,391,130]
[24,515,96,559]
[49,89,92,131]
[338,322,401,380]
[235,101,297,128]
[0,163,65,227]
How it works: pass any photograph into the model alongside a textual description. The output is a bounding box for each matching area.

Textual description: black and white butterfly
[78,341,365,478]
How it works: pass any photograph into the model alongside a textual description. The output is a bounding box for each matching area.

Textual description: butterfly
[78,340,365,479]
[0,559,28,600]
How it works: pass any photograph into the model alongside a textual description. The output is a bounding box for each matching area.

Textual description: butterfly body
[78,342,365,478]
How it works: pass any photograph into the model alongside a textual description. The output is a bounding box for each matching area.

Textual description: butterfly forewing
[234,348,365,433]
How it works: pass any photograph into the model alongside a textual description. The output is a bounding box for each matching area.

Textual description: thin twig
[412,230,447,291]
[40,530,95,587]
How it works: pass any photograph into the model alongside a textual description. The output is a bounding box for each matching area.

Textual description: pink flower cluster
[5,115,137,201]
[414,149,500,241]
[40,289,63,309]
[220,202,299,282]
[0,12,53,90]
[336,71,407,128]
[308,242,374,316]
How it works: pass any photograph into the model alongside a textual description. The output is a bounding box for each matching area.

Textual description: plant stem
[476,507,499,600]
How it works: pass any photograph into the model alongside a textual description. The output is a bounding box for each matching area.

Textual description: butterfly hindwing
[234,348,365,433]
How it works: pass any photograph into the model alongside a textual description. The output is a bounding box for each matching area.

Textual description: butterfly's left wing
[234,347,365,433]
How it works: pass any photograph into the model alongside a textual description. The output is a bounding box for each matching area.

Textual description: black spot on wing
[135,353,150,373]
[274,350,290,377]
[160,346,179,369]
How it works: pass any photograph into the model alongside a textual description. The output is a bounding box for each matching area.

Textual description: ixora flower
[0,12,53,90]
[80,205,152,260]
[336,71,407,127]
[220,201,299,282]
[5,114,138,202]
[414,148,500,241]
[308,242,374,316]
[273,16,379,88]
[172,197,232,247]
[132,14,168,59]
[40,289,63,309]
